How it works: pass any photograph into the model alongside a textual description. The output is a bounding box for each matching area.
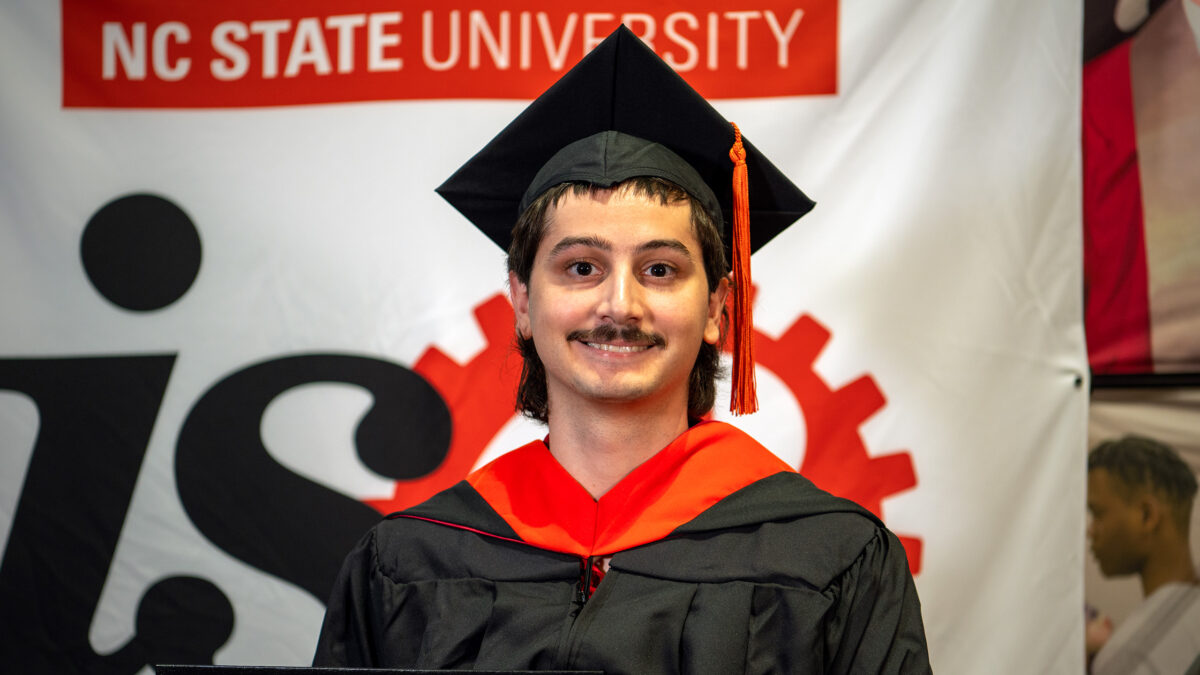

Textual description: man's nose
[598,267,645,324]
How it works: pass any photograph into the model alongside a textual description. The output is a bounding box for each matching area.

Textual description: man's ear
[509,271,532,338]
[704,276,731,345]
[1138,493,1164,533]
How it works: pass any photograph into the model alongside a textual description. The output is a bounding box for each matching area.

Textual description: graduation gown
[314,421,930,673]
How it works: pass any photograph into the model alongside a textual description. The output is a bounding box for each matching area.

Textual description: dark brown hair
[508,177,729,423]
[1089,435,1198,532]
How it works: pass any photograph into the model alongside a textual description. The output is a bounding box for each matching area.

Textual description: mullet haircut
[507,177,730,424]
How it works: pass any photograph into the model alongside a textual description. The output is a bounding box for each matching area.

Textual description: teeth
[586,342,650,353]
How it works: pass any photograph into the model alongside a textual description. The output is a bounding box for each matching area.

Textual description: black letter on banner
[0,355,234,672]
[175,353,452,602]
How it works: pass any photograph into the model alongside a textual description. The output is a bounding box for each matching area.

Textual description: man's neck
[1139,538,1198,597]
[545,395,692,499]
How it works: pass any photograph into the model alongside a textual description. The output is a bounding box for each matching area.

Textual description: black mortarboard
[436,25,815,414]
[436,25,813,255]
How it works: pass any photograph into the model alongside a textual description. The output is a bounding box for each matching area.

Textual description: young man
[1087,435,1200,674]
[315,27,929,673]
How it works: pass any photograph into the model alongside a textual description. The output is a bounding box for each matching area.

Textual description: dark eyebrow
[637,239,693,259]
[546,236,693,260]
[547,236,612,258]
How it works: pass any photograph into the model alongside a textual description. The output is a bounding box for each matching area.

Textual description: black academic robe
[314,422,930,674]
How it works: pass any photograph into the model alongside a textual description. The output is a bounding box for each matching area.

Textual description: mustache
[567,325,666,347]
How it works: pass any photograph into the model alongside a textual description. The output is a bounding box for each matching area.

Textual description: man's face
[509,188,726,415]
[1087,468,1148,577]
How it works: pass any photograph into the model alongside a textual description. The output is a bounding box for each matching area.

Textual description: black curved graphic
[175,353,452,601]
[0,355,235,673]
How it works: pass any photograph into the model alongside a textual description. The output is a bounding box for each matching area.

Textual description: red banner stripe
[62,0,837,108]
[1082,40,1153,375]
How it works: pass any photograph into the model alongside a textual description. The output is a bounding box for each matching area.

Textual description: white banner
[0,1,1085,672]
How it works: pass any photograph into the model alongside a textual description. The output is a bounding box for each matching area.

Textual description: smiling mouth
[584,342,652,353]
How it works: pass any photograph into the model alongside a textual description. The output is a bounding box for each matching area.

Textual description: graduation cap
[436,25,815,415]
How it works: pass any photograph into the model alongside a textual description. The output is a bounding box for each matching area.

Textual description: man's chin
[1093,557,1134,578]
[569,376,672,406]
[582,384,656,403]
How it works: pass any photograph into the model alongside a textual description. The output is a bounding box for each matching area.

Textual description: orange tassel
[728,123,757,415]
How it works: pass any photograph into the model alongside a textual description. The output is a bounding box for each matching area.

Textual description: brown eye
[648,263,670,277]
[571,262,594,276]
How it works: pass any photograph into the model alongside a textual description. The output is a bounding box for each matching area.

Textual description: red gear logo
[367,293,922,574]
[751,312,922,573]
[362,295,521,515]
